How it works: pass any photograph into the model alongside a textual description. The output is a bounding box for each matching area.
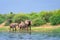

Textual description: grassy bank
[0,26,60,33]
[32,27,60,33]
[0,26,9,32]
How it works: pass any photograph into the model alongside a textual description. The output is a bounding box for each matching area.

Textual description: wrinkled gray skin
[25,20,31,26]
[18,21,26,30]
[9,23,18,31]
[18,20,32,31]
[25,20,32,31]
[9,20,32,31]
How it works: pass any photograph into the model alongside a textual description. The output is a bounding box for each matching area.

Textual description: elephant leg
[26,27,28,31]
[20,27,21,29]
[15,27,16,31]
[19,27,22,31]
[9,27,11,31]
[9,26,12,31]
[22,27,23,30]
[29,26,31,31]
[29,26,31,34]
[13,28,14,31]
[29,27,31,35]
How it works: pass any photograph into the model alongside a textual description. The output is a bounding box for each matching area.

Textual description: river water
[0,32,60,40]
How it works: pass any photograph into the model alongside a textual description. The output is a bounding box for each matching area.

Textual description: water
[0,32,60,40]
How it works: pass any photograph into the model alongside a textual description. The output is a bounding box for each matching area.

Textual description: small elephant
[9,23,18,31]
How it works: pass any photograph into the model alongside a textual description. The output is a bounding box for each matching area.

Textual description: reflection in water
[0,31,60,40]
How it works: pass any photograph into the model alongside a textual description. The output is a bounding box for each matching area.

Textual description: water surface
[0,32,60,40]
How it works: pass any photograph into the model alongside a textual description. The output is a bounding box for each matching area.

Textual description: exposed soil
[0,21,6,28]
[0,22,60,29]
[33,23,60,29]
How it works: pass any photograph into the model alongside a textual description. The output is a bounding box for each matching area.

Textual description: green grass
[0,26,60,33]
[32,27,60,33]
[52,27,60,33]
[31,27,53,32]
[0,26,9,32]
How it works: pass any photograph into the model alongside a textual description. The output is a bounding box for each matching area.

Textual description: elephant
[9,23,18,31]
[25,20,32,26]
[18,20,32,31]
[24,20,32,31]
[18,21,26,30]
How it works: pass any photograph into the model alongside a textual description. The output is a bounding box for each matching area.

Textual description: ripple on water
[0,32,60,40]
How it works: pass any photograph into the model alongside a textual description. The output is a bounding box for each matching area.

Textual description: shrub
[0,14,6,24]
[29,12,39,20]
[32,18,46,26]
[5,19,12,26]
[49,15,60,25]
[39,11,53,22]
[12,14,29,23]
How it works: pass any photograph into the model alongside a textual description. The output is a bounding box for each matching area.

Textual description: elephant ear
[25,20,32,26]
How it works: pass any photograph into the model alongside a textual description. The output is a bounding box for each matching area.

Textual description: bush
[39,11,53,22]
[0,14,6,24]
[49,15,60,25]
[32,18,46,26]
[5,19,12,26]
[12,14,29,23]
[28,12,39,20]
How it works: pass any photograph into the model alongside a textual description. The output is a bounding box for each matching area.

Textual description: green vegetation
[32,18,46,26]
[0,10,60,32]
[12,14,29,23]
[0,14,6,24]
[49,11,60,25]
[0,9,60,26]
